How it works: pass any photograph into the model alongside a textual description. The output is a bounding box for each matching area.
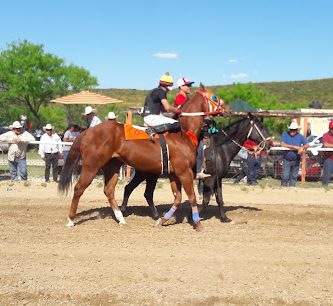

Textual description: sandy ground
[0,179,333,306]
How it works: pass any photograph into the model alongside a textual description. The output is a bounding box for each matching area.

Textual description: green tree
[0,40,98,126]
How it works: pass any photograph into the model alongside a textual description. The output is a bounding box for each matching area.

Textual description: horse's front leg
[144,174,159,220]
[214,179,232,223]
[179,169,203,231]
[120,171,145,216]
[199,176,214,214]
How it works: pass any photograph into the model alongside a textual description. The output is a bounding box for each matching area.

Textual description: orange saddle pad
[124,124,166,140]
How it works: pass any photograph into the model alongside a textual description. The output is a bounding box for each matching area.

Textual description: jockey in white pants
[142,73,182,140]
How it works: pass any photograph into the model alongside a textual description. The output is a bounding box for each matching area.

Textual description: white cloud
[153,53,178,59]
[230,72,248,79]
[228,59,238,63]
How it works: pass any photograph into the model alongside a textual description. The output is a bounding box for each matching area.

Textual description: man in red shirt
[174,77,194,107]
[242,139,263,185]
[322,121,333,186]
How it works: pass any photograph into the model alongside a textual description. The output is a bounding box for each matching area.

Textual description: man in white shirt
[83,106,102,128]
[0,121,35,180]
[38,123,63,182]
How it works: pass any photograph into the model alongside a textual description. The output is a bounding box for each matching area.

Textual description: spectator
[106,112,116,121]
[62,124,80,163]
[280,120,309,187]
[321,121,333,186]
[19,114,28,131]
[242,139,263,185]
[0,121,34,180]
[38,124,63,183]
[83,106,102,128]
[233,148,249,184]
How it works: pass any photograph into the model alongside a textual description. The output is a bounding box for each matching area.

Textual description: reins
[220,120,271,155]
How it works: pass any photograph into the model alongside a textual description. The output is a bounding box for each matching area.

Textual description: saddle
[124,123,181,176]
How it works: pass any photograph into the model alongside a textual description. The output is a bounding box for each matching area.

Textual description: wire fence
[0,141,332,184]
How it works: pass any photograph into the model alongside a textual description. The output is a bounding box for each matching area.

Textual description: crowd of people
[0,73,333,188]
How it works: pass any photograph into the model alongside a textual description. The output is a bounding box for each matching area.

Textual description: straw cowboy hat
[107,112,116,120]
[43,123,54,131]
[9,121,23,129]
[83,106,96,115]
[288,120,301,130]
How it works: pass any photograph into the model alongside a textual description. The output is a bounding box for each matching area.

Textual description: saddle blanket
[124,124,167,141]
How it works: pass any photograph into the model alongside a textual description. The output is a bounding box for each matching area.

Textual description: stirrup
[146,128,156,143]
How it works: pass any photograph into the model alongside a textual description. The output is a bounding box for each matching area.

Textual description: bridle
[220,119,271,153]
[180,89,223,117]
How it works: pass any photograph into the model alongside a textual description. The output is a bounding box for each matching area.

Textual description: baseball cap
[177,77,195,88]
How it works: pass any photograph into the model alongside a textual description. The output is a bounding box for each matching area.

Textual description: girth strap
[158,134,169,175]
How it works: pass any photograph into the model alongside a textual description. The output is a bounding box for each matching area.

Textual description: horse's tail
[58,135,82,195]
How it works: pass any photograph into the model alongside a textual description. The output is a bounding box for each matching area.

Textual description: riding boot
[145,127,156,143]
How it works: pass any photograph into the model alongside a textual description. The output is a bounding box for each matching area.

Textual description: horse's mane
[213,117,249,146]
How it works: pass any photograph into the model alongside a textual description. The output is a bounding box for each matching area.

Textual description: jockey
[143,72,182,141]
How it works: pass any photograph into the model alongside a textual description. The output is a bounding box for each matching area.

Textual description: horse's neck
[221,120,250,160]
[180,93,206,137]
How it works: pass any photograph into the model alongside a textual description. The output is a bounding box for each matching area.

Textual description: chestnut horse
[58,84,222,231]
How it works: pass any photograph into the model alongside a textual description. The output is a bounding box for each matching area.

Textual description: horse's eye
[212,95,218,102]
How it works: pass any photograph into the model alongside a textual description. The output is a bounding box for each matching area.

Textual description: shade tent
[50,91,124,105]
[230,98,257,112]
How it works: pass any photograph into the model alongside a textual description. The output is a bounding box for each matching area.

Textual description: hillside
[98,78,333,109]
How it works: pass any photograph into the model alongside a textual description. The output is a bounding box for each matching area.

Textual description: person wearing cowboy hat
[321,121,333,186]
[38,124,63,182]
[280,120,310,187]
[83,106,102,128]
[105,112,116,121]
[0,121,34,180]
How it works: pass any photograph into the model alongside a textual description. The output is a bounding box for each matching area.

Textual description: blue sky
[1,0,332,89]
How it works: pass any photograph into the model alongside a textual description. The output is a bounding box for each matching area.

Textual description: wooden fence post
[300,117,308,183]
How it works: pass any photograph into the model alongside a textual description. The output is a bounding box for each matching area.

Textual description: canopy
[230,98,257,112]
[50,91,124,105]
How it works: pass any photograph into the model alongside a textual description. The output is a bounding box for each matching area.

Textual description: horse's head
[195,83,225,113]
[244,114,273,150]
[179,83,222,136]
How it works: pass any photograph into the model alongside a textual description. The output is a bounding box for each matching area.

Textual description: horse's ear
[199,82,205,91]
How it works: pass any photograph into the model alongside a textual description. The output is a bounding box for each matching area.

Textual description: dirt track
[1,180,333,305]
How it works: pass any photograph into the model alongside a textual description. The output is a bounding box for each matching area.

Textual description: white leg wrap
[66,217,75,227]
[114,209,126,225]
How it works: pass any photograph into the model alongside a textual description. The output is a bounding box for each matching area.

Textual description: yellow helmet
[159,72,174,90]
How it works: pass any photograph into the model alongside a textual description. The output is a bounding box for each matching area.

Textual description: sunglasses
[46,129,52,131]
[184,84,192,88]
[289,129,297,132]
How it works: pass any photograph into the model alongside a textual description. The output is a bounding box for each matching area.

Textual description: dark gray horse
[121,115,272,222]
[199,115,271,222]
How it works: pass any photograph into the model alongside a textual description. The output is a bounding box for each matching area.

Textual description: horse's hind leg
[67,168,99,226]
[103,160,126,225]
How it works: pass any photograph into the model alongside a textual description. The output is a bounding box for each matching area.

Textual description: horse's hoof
[66,217,75,227]
[155,217,167,226]
[221,217,233,223]
[194,221,204,232]
[118,220,127,226]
